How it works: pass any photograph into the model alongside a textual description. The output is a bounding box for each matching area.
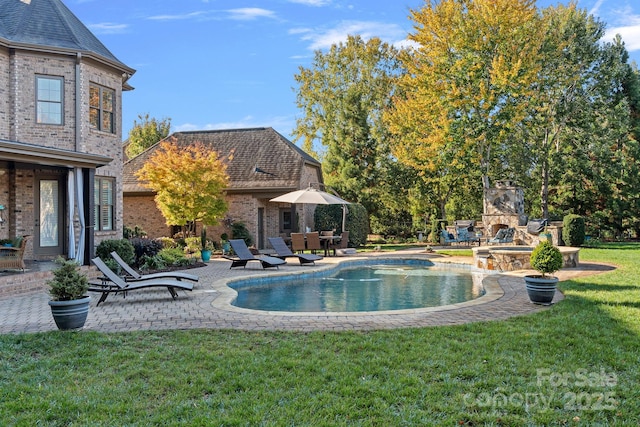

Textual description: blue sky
[66,0,640,142]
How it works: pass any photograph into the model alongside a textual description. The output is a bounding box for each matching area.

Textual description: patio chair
[0,235,30,272]
[290,233,306,253]
[268,237,322,265]
[224,239,286,269]
[328,231,349,256]
[440,229,458,245]
[455,228,473,244]
[488,227,515,245]
[305,232,323,255]
[89,257,193,306]
[110,251,199,282]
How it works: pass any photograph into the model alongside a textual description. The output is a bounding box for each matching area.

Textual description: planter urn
[48,296,91,330]
[524,275,558,305]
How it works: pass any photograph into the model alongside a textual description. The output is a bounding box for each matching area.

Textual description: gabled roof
[0,0,134,77]
[123,128,322,194]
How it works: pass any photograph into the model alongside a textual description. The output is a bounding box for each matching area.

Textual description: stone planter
[524,275,558,305]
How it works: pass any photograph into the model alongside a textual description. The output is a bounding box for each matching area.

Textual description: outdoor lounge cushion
[527,219,548,235]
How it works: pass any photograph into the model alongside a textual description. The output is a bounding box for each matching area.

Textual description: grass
[1,244,639,425]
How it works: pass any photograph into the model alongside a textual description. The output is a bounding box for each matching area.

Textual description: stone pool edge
[210,256,505,317]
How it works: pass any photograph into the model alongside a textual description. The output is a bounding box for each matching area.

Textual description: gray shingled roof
[123,128,322,194]
[0,0,131,72]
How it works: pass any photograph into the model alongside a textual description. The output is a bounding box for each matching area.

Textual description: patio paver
[0,250,611,334]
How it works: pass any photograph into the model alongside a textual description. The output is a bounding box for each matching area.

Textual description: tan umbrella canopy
[269,187,350,205]
[270,186,350,232]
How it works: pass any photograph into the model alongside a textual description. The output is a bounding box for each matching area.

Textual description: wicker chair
[0,235,30,272]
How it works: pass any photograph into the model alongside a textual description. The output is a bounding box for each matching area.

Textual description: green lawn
[1,244,639,425]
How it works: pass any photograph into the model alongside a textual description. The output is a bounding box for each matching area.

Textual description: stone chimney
[482,180,527,236]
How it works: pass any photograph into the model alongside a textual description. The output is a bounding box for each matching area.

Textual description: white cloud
[298,20,408,50]
[147,11,208,21]
[174,115,296,136]
[226,8,277,21]
[605,10,640,52]
[87,22,129,34]
[288,0,331,6]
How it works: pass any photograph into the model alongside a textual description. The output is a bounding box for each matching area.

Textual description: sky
[65,0,640,143]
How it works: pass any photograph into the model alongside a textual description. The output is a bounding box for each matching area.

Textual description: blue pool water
[230,261,484,312]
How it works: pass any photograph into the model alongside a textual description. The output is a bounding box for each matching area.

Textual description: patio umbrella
[270,187,350,231]
[269,187,350,205]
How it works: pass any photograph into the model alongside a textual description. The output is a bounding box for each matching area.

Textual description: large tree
[386,0,543,195]
[126,113,171,159]
[135,140,229,233]
[293,35,408,228]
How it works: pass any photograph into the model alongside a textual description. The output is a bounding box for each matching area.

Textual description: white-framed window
[36,76,63,125]
[94,177,114,231]
[89,84,114,133]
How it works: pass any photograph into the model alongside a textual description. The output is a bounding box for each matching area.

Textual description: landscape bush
[314,203,368,247]
[95,239,135,271]
[563,214,585,246]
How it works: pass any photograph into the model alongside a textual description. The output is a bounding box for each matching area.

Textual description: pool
[229,260,485,312]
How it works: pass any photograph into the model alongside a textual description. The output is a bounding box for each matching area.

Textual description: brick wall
[0,47,9,138]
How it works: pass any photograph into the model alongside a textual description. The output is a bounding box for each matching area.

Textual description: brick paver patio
[0,249,599,334]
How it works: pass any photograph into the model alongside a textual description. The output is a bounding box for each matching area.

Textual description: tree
[293,35,407,230]
[135,140,229,233]
[386,0,543,194]
[125,113,171,159]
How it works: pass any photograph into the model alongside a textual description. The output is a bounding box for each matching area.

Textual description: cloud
[174,115,296,136]
[87,22,129,34]
[226,8,277,21]
[147,11,208,21]
[604,8,640,53]
[297,20,408,50]
[288,0,331,6]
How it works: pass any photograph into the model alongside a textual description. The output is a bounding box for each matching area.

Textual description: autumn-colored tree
[135,140,229,232]
[126,113,171,159]
[386,0,543,192]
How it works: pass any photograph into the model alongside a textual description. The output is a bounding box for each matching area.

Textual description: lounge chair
[224,239,286,269]
[440,229,458,245]
[488,227,515,244]
[89,257,193,306]
[268,237,322,265]
[110,251,199,282]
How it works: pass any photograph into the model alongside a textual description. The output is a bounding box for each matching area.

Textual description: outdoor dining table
[318,235,341,256]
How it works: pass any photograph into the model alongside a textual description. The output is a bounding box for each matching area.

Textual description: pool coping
[212,257,505,317]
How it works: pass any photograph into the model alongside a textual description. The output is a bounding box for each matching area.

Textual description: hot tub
[472,245,580,272]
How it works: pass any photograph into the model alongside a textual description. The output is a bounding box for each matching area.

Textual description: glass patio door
[35,177,64,257]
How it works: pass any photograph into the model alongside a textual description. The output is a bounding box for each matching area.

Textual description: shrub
[140,255,166,271]
[563,214,585,246]
[314,203,368,247]
[530,241,563,278]
[95,239,135,266]
[157,237,179,249]
[47,257,89,301]
[130,238,163,265]
[231,222,253,246]
[123,225,147,239]
[157,247,189,266]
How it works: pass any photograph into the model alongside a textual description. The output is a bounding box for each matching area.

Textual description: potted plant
[0,238,12,247]
[525,241,564,305]
[200,227,212,262]
[47,257,91,330]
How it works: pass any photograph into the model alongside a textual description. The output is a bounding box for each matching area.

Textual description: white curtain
[67,170,76,259]
[75,168,85,263]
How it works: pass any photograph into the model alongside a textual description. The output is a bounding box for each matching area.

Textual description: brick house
[0,0,135,264]
[123,128,323,249]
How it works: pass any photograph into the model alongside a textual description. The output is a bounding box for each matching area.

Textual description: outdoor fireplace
[482,180,527,238]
